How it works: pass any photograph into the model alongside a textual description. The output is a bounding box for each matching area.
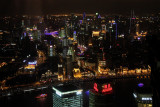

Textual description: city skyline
[0,1,160,106]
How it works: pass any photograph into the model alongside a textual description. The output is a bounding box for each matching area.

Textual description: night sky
[0,0,160,15]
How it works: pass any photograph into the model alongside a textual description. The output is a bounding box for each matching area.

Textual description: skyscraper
[129,10,136,34]
[89,79,115,107]
[66,55,73,79]
[133,86,152,107]
[53,84,83,107]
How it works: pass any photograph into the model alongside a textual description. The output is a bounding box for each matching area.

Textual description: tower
[53,84,83,107]
[89,79,115,107]
[58,64,63,80]
[66,55,73,79]
[129,10,136,34]
[83,12,86,23]
[108,20,117,48]
[136,23,140,36]
[22,20,24,27]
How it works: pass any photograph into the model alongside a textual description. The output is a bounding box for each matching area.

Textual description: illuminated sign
[102,84,112,93]
[92,31,100,37]
[138,83,144,87]
[142,97,152,101]
[94,83,98,92]
[94,83,112,93]
[24,65,35,69]
[28,61,37,65]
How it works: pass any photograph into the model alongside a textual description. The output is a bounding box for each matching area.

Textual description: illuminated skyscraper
[58,56,64,80]
[108,20,118,48]
[83,12,86,23]
[22,20,24,27]
[53,84,83,107]
[133,86,152,107]
[136,23,140,36]
[73,31,77,41]
[66,55,73,79]
[89,79,115,107]
[48,45,53,57]
[59,28,65,38]
[62,37,69,58]
[129,10,136,34]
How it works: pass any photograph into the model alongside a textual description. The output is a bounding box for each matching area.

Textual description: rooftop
[52,84,83,97]
[53,84,80,92]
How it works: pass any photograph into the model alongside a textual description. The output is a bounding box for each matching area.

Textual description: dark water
[0,79,151,107]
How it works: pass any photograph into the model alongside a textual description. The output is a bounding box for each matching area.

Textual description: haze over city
[1,0,160,15]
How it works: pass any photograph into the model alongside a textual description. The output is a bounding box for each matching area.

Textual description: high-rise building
[66,55,73,79]
[133,85,153,107]
[22,20,24,27]
[58,64,63,80]
[73,31,77,41]
[48,45,55,57]
[52,84,83,107]
[108,20,118,48]
[136,23,140,36]
[59,28,66,38]
[129,10,136,34]
[89,79,115,107]
[146,33,160,107]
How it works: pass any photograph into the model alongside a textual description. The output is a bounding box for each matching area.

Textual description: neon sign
[94,83,112,93]
[28,61,37,65]
[142,97,152,101]
[102,84,112,93]
[94,83,98,92]
[138,83,144,87]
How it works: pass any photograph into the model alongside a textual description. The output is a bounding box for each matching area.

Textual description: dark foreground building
[133,85,153,107]
[147,32,160,107]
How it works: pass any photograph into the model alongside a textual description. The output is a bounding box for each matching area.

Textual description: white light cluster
[56,91,62,97]
[76,91,82,95]
[28,61,37,65]
[133,93,137,98]
[142,97,152,101]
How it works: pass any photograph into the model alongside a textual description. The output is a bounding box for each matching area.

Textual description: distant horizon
[1,10,160,17]
[1,0,160,16]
